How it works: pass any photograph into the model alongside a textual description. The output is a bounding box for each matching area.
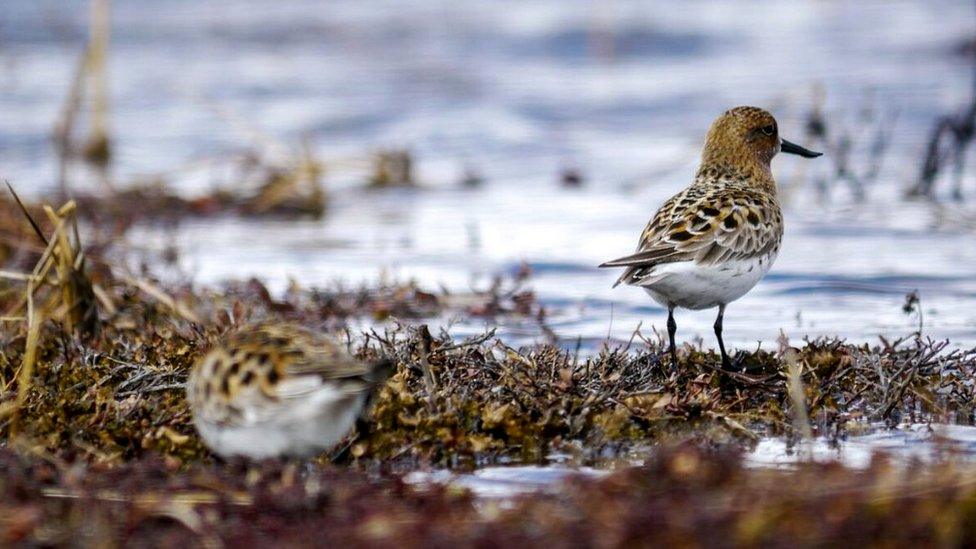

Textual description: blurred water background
[3,0,976,350]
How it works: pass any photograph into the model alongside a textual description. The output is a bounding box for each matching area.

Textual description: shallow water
[405,423,976,498]
[3,1,976,463]
[405,466,609,499]
[5,0,975,349]
[748,423,976,469]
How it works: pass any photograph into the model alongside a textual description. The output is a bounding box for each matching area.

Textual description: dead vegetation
[3,443,976,546]
[51,0,332,220]
[1,191,976,546]
[71,148,328,227]
[908,11,976,201]
[369,149,416,188]
[784,85,897,205]
[0,189,974,468]
[909,83,976,201]
[351,326,976,467]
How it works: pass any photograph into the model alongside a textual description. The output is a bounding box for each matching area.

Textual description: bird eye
[761,124,776,136]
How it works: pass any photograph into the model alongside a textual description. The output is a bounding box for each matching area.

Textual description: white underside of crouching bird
[186,323,393,460]
[193,384,367,460]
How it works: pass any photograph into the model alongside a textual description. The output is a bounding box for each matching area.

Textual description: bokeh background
[3,0,976,348]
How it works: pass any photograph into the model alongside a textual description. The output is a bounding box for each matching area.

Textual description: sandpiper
[600,106,821,369]
[186,323,393,459]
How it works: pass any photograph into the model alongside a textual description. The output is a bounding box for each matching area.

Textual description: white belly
[194,391,366,459]
[642,255,775,310]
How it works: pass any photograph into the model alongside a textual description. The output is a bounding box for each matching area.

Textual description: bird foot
[721,351,751,373]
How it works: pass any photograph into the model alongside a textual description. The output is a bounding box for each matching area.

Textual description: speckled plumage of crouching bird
[186,323,393,459]
[600,106,822,370]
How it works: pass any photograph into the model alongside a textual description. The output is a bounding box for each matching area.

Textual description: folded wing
[599,187,781,288]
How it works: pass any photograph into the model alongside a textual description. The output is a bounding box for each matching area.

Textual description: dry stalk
[52,0,114,195]
[1,306,43,434]
[784,348,813,445]
[40,202,98,337]
[118,274,201,324]
[82,0,112,171]
[54,49,92,197]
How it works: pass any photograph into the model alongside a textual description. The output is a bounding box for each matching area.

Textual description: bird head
[701,106,821,173]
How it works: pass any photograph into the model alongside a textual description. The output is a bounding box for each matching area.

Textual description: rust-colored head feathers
[701,106,821,181]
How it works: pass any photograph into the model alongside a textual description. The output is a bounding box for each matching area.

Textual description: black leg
[714,304,732,370]
[667,305,678,369]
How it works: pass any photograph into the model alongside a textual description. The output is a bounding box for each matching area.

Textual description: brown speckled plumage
[186,323,392,458]
[600,106,821,369]
[612,173,783,288]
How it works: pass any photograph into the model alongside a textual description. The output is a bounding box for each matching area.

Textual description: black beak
[780,138,822,158]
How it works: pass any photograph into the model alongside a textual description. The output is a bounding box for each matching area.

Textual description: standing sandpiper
[600,106,821,370]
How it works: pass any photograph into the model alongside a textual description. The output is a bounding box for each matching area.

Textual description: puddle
[404,424,976,499]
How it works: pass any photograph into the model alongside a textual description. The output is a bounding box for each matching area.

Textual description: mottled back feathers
[187,323,392,429]
[603,177,782,287]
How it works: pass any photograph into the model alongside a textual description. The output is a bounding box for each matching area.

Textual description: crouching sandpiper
[600,106,821,370]
[187,323,392,459]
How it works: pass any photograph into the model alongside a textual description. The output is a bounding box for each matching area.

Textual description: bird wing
[217,355,372,428]
[599,186,781,288]
[283,332,393,393]
[211,324,392,427]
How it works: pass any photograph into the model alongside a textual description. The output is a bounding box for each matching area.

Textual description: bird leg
[713,304,732,370]
[667,305,678,370]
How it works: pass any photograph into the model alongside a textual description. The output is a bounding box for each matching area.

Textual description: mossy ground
[1,194,976,545]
